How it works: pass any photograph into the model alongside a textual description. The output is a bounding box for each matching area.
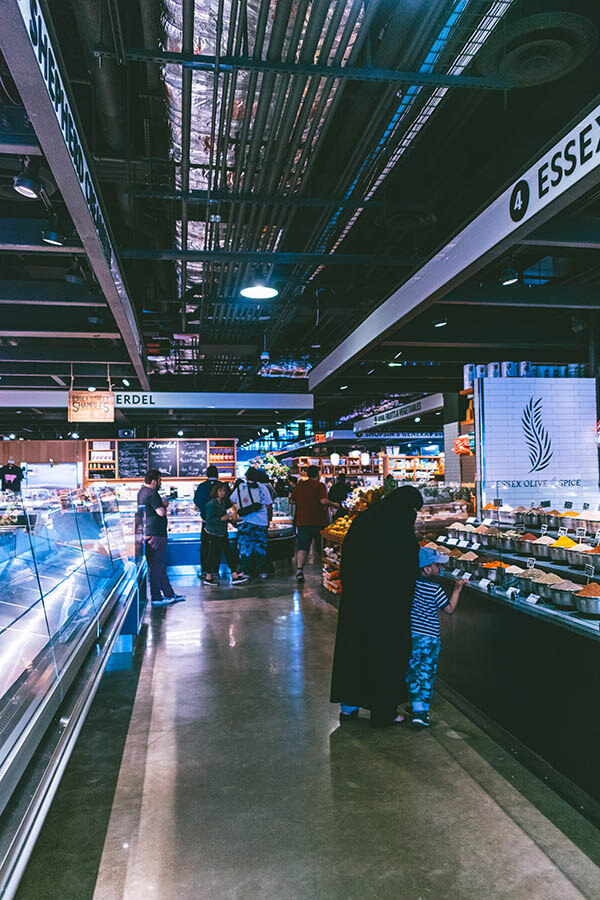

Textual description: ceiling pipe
[179,0,195,332]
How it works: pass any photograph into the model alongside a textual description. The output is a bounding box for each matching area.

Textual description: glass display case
[0,484,130,816]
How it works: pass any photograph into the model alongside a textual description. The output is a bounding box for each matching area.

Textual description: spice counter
[429,514,600,823]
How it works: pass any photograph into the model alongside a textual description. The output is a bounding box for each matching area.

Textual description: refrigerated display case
[0,485,139,819]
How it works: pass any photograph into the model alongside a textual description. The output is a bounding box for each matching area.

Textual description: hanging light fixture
[240,284,279,299]
[42,214,68,246]
[500,265,519,286]
[330,452,340,466]
[13,157,42,199]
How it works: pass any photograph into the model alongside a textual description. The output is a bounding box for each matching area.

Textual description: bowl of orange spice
[574,581,600,616]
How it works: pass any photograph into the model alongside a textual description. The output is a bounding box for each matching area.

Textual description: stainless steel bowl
[523,512,541,528]
[516,576,533,594]
[479,566,504,584]
[549,545,570,564]
[535,582,554,600]
[546,515,561,530]
[498,510,517,525]
[499,536,517,553]
[482,533,500,549]
[448,528,464,540]
[519,539,536,556]
[531,543,551,560]
[548,587,577,608]
[566,549,592,569]
[574,594,600,615]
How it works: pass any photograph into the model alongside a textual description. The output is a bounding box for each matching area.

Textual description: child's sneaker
[403,704,415,720]
[411,711,431,728]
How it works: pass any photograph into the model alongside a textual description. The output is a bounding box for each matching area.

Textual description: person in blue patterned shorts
[230,468,273,579]
[405,547,467,728]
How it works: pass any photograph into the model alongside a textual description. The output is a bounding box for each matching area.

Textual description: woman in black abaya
[330,485,423,728]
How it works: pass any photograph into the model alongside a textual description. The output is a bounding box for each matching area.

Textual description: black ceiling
[2,0,600,440]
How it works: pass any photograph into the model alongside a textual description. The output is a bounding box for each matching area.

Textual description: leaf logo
[521,397,553,473]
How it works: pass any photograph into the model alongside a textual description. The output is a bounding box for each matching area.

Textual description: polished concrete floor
[15,568,600,900]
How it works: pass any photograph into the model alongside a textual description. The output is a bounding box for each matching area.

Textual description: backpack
[235,482,263,517]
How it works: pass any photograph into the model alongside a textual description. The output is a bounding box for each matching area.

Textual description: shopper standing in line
[405,547,466,728]
[330,485,422,728]
[194,465,224,579]
[291,465,340,583]
[202,483,249,586]
[138,469,185,607]
[328,472,350,506]
[230,467,273,579]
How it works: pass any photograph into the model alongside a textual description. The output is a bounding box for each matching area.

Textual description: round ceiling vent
[477,12,597,88]
[380,206,436,232]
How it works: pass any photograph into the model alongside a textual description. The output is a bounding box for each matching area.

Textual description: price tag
[516,524,526,534]
[558,527,568,537]
[540,500,551,508]
[506,586,519,598]
[493,498,502,507]
[585,564,595,579]
[447,538,458,546]
[527,558,536,569]
[437,534,447,543]
[583,503,590,511]
[576,527,587,538]
[479,578,490,590]
[471,542,481,550]
[483,518,493,526]
[462,572,472,581]
[595,530,600,541]
[466,517,476,524]
[452,568,461,578]
[564,501,573,509]
[526,594,540,604]
[458,540,468,548]
[540,524,548,535]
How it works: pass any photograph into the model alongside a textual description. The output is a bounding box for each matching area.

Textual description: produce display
[322,515,354,541]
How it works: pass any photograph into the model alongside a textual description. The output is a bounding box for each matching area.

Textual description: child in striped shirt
[405,547,466,728]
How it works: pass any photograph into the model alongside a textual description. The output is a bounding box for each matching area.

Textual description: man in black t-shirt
[137,469,185,607]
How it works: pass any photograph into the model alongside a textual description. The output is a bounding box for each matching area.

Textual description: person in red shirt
[291,465,340,582]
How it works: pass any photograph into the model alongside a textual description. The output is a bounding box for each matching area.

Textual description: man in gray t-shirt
[137,470,185,606]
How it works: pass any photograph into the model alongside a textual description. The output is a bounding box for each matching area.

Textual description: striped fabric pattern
[410,579,449,638]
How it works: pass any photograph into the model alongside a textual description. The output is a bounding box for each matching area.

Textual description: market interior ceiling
[2,0,600,439]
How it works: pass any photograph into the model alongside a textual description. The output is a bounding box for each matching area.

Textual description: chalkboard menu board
[118,441,148,479]
[148,440,178,477]
[178,440,208,478]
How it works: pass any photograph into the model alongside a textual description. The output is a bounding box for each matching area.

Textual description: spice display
[481,560,509,569]
[504,529,522,538]
[449,521,466,530]
[588,545,600,555]
[486,526,502,535]
[560,510,580,517]
[552,580,580,591]
[459,551,479,561]
[505,565,525,574]
[516,568,545,579]
[463,524,477,532]
[569,543,593,552]
[533,535,554,545]
[519,533,538,542]
[545,509,562,516]
[482,502,498,510]
[550,536,577,549]
[473,524,489,534]
[536,573,564,585]
[575,582,600,597]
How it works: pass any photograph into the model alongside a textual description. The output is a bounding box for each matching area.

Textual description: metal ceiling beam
[309,97,600,390]
[519,215,600,251]
[0,105,41,155]
[0,280,104,307]
[121,248,420,266]
[93,47,511,90]
[383,339,585,350]
[0,1,149,389]
[130,187,387,210]
[0,219,84,254]
[0,346,129,364]
[0,306,118,339]
[440,282,600,309]
[0,362,133,376]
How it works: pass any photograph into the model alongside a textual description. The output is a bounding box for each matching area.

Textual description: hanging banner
[68,390,114,422]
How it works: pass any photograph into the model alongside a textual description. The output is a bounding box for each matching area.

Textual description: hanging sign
[68,390,114,422]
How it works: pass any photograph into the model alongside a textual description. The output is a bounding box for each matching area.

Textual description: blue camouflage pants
[237,521,268,575]
[406,632,441,712]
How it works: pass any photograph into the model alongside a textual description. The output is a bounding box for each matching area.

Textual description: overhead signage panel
[309,98,600,391]
[0,390,313,411]
[354,394,444,433]
[68,390,114,422]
